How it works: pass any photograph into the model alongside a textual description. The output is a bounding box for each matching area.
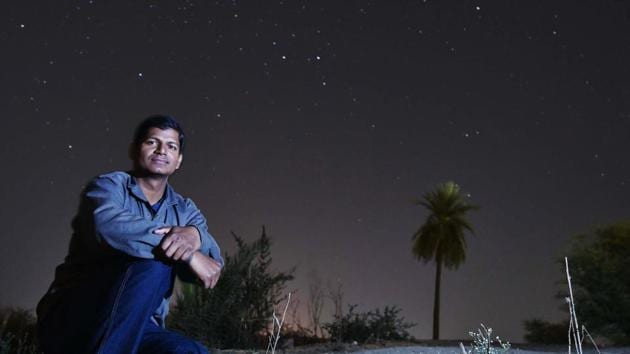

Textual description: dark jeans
[38,258,208,354]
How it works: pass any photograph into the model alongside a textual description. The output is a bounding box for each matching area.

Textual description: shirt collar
[127,174,178,206]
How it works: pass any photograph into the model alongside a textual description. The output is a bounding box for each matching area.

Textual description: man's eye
[145,140,156,145]
[168,145,178,150]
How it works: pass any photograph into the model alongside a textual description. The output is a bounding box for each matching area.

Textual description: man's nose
[155,143,166,154]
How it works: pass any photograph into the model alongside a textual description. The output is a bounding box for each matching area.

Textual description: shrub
[523,319,568,344]
[280,325,327,347]
[560,221,630,344]
[0,307,39,354]
[323,304,415,344]
[167,227,294,349]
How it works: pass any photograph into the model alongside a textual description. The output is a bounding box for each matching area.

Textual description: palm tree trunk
[432,258,442,340]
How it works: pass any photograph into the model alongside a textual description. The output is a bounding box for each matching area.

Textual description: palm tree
[412,181,478,340]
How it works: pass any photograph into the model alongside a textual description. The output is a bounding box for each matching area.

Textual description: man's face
[134,127,183,177]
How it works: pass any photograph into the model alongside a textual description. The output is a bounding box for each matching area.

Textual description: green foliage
[0,307,39,354]
[412,181,478,269]
[167,227,294,349]
[523,319,568,344]
[561,221,630,344]
[323,304,415,344]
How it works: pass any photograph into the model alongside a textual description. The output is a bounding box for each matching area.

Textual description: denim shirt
[39,171,223,326]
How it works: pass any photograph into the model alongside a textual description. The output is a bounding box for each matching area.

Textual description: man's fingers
[173,246,190,261]
[209,264,221,288]
[211,273,220,288]
[161,233,197,261]
[161,236,174,251]
[164,243,180,258]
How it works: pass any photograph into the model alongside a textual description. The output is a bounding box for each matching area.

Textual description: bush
[323,304,415,344]
[523,319,568,344]
[561,221,630,344]
[167,227,294,349]
[0,307,39,354]
[280,325,327,347]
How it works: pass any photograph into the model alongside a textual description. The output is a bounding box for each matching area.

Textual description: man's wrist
[185,250,199,265]
[188,225,203,249]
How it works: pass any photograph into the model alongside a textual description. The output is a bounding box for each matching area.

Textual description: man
[37,115,223,354]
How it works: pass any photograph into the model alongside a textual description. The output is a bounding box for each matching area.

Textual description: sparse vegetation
[460,324,510,354]
[0,307,39,354]
[323,304,415,344]
[168,226,294,349]
[307,270,325,338]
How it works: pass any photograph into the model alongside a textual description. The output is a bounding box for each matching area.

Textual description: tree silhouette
[412,181,478,340]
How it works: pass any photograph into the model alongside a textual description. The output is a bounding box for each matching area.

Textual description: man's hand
[188,251,222,289]
[154,226,201,262]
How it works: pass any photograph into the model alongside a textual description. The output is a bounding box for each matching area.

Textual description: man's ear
[175,153,183,170]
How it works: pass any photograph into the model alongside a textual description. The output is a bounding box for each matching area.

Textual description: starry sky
[2,0,630,342]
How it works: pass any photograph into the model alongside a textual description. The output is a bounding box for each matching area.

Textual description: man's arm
[169,198,223,284]
[153,198,224,265]
[87,175,167,258]
[182,198,224,266]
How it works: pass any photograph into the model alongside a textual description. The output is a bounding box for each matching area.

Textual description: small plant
[460,324,510,354]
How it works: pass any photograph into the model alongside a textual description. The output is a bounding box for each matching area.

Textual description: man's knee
[128,258,172,276]
[125,259,173,287]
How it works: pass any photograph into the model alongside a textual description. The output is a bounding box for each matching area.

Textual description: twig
[582,326,601,354]
[459,342,468,354]
[566,257,583,354]
[266,292,292,354]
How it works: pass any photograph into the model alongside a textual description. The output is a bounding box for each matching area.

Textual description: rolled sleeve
[87,175,166,258]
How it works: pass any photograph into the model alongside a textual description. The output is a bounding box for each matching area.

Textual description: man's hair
[132,115,185,153]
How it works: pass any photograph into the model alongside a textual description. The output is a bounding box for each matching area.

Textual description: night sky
[2,0,630,342]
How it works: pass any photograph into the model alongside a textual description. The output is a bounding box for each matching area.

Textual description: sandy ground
[217,343,630,354]
[350,346,630,354]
